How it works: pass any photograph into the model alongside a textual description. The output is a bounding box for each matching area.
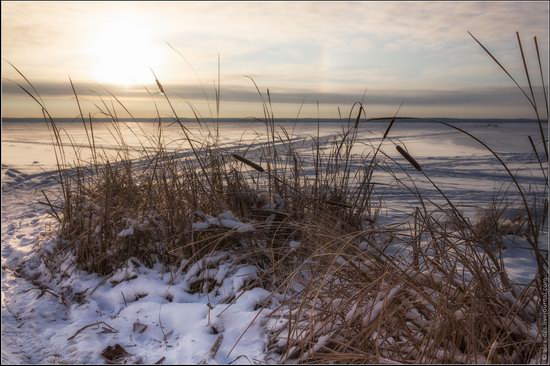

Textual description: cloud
[3,3,547,61]
[2,79,545,109]
[1,2,548,118]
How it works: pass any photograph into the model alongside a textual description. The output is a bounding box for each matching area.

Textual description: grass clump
[7,32,548,363]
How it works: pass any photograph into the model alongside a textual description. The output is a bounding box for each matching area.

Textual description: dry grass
[7,32,548,363]
[265,207,543,364]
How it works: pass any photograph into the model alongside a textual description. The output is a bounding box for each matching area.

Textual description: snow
[501,235,542,285]
[288,241,300,251]
[1,180,273,364]
[2,120,547,363]
[117,227,135,237]
[193,211,255,233]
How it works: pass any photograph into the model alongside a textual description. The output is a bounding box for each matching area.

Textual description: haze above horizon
[2,1,549,119]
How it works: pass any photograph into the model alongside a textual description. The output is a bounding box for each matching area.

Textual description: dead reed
[7,32,548,364]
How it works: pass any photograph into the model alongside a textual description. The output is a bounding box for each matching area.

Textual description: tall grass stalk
[6,32,548,363]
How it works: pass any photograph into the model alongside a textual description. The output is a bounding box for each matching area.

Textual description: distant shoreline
[2,117,548,123]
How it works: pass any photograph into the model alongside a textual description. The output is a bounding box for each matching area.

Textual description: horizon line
[2,116,548,123]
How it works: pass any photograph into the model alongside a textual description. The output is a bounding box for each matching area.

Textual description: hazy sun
[91,15,163,85]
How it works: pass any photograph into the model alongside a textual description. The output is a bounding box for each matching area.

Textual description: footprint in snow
[19,237,34,246]
[6,223,16,233]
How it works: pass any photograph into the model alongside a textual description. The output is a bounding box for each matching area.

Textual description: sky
[1,1,549,119]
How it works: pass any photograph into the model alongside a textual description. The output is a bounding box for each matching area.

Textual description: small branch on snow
[200,334,224,364]
[67,321,119,341]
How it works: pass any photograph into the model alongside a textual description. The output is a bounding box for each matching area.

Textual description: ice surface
[2,119,547,363]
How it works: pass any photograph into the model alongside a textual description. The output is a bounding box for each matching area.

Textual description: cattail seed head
[155,79,165,94]
[354,105,364,129]
[396,145,422,171]
[232,154,265,173]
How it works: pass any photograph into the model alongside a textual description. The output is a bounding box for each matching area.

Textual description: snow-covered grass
[2,200,273,364]
[2,36,548,363]
[3,110,546,364]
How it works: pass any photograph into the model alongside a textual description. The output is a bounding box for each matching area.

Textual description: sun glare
[90,15,163,85]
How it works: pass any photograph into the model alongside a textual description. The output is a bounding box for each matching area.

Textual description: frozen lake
[2,119,548,364]
[2,119,547,216]
[2,119,546,172]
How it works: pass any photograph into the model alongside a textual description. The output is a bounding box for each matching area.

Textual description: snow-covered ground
[2,119,547,363]
[2,174,276,364]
